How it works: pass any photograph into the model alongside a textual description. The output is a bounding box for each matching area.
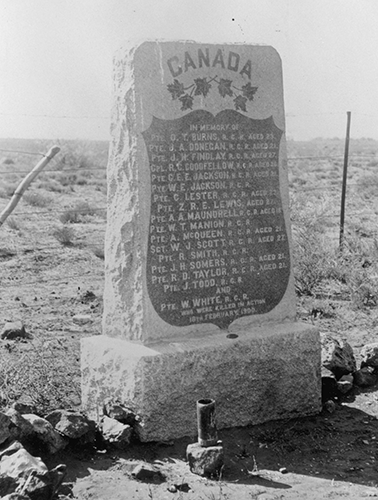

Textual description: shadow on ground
[44,389,378,498]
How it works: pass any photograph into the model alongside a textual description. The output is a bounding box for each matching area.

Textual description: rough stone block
[186,442,224,477]
[81,322,321,441]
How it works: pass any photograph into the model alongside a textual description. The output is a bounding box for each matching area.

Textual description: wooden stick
[0,145,60,227]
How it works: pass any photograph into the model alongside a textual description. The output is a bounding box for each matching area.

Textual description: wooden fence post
[0,145,60,227]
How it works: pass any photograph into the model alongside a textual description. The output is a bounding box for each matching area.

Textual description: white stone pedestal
[81,322,321,442]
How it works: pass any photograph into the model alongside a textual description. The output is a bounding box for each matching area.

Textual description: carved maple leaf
[194,78,212,97]
[242,82,258,101]
[234,95,247,112]
[167,79,185,100]
[218,79,233,98]
[179,94,194,111]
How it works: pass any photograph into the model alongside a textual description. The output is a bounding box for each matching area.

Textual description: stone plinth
[82,322,320,442]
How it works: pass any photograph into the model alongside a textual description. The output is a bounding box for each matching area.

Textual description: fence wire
[0,111,378,313]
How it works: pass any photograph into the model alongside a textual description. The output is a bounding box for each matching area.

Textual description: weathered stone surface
[186,442,224,477]
[48,464,67,493]
[1,322,30,340]
[0,441,23,460]
[5,410,34,442]
[82,323,321,441]
[0,411,12,445]
[0,447,62,500]
[19,473,52,500]
[360,343,378,368]
[100,416,132,447]
[82,40,321,442]
[353,367,378,387]
[45,410,92,439]
[21,415,67,454]
[0,448,48,478]
[2,493,30,500]
[72,314,93,326]
[0,473,19,497]
[321,333,356,378]
[323,400,337,413]
[131,463,165,482]
[103,400,136,425]
[102,40,295,344]
[337,374,354,394]
[10,403,36,416]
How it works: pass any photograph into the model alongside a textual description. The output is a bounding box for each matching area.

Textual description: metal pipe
[197,398,217,447]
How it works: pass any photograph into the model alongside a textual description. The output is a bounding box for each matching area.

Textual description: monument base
[81,322,321,442]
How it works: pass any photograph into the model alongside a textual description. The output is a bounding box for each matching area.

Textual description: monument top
[104,40,296,343]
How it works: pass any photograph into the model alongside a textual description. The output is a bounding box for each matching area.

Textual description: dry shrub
[92,245,105,260]
[23,191,51,207]
[290,191,378,308]
[357,172,378,199]
[52,225,76,246]
[59,202,98,224]
[6,218,21,231]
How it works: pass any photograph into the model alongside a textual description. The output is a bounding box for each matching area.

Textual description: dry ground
[1,137,378,499]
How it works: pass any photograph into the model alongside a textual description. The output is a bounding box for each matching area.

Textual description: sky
[0,0,378,141]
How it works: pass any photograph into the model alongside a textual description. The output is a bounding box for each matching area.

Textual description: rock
[45,410,94,440]
[186,442,224,477]
[323,400,336,413]
[0,447,62,500]
[1,322,30,340]
[0,473,19,497]
[72,314,93,325]
[0,441,24,460]
[321,333,356,378]
[48,464,67,493]
[100,416,132,447]
[103,400,137,425]
[56,481,74,497]
[321,367,338,401]
[353,367,378,387]
[10,403,36,416]
[0,411,12,445]
[361,343,378,368]
[0,448,48,478]
[21,415,67,454]
[2,494,31,500]
[337,374,354,394]
[5,409,35,442]
[18,472,52,500]
[131,463,165,482]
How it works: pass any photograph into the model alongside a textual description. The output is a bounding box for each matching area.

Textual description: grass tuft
[59,202,98,224]
[23,191,51,207]
[52,225,76,246]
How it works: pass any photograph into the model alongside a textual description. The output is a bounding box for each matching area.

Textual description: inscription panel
[142,109,290,329]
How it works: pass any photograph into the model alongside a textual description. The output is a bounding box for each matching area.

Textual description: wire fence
[0,111,377,302]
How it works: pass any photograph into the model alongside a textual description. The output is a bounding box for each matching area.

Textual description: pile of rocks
[0,400,138,499]
[321,333,378,403]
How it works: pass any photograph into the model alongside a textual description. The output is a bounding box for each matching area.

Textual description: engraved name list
[143,109,290,329]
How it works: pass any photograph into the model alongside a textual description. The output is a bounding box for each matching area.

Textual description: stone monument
[81,41,321,441]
